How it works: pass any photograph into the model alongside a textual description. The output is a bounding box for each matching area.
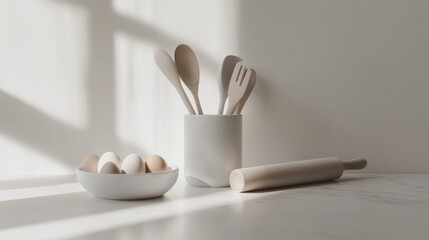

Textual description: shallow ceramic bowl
[76,165,179,200]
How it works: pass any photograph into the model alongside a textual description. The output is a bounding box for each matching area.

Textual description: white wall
[1,0,428,177]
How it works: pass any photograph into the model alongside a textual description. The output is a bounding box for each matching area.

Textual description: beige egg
[99,162,120,174]
[145,155,168,173]
[80,154,99,172]
[121,154,145,174]
[98,152,121,173]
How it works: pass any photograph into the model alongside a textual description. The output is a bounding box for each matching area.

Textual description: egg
[145,155,168,173]
[80,154,99,172]
[98,151,121,173]
[99,162,120,174]
[121,154,145,174]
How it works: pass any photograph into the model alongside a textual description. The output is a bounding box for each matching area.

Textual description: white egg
[121,154,145,174]
[99,162,120,174]
[98,152,121,173]
[80,154,99,173]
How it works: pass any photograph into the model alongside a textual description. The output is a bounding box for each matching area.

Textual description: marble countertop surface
[0,173,428,240]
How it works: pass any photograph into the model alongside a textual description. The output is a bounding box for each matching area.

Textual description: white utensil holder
[184,114,242,187]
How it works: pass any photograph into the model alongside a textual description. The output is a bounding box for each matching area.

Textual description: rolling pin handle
[342,158,367,170]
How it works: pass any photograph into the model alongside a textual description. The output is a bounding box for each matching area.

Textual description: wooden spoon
[175,44,203,115]
[154,49,196,115]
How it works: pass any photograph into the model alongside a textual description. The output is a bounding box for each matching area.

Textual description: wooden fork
[225,62,253,115]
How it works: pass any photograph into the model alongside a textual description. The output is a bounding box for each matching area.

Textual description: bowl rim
[76,163,179,176]
[184,114,242,118]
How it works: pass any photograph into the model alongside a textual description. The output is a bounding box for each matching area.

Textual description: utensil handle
[342,158,367,170]
[193,93,204,115]
[217,96,227,115]
[225,99,238,115]
[233,102,242,115]
[178,88,196,115]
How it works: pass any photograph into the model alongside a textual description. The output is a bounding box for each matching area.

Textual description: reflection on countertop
[0,173,428,240]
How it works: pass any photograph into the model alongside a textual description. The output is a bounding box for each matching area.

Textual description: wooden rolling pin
[229,157,367,192]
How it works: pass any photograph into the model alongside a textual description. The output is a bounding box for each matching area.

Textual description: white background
[1,0,428,176]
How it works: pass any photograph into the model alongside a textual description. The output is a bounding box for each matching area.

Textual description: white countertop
[0,173,428,240]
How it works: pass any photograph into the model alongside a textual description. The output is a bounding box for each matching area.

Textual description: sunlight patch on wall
[0,134,70,177]
[111,0,241,169]
[0,0,90,130]
[113,0,241,114]
[112,0,154,23]
[113,30,184,168]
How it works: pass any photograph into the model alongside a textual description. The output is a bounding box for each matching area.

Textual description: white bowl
[76,165,179,200]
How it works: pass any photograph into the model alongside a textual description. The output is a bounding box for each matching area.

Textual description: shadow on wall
[0,0,143,169]
[0,0,221,170]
